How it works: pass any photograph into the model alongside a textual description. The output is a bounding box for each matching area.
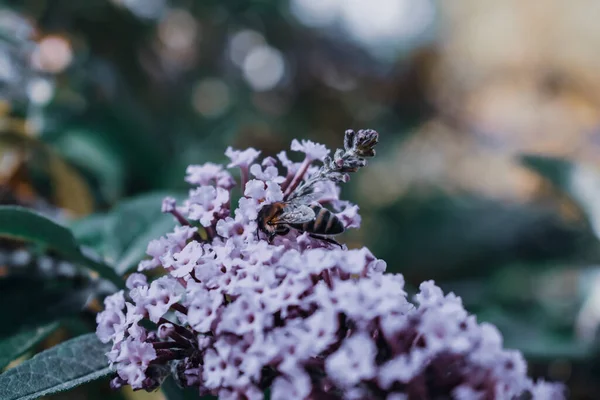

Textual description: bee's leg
[276,226,290,236]
[309,234,344,249]
[267,232,276,244]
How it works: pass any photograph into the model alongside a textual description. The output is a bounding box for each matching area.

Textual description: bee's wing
[273,204,316,224]
[287,190,322,205]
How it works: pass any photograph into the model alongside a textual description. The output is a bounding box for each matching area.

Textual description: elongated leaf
[0,206,79,254]
[0,276,92,338]
[104,192,182,263]
[0,323,59,370]
[116,216,176,274]
[70,212,113,256]
[53,129,126,204]
[0,334,112,400]
[0,206,123,287]
[70,192,184,275]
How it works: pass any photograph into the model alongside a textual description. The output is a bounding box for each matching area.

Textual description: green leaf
[70,212,113,256]
[53,129,126,204]
[115,216,176,274]
[104,192,181,262]
[0,206,124,288]
[0,206,79,256]
[520,154,600,225]
[0,276,92,338]
[0,323,59,370]
[372,193,600,280]
[69,192,185,275]
[519,154,574,190]
[480,307,592,361]
[0,333,112,400]
[70,192,186,275]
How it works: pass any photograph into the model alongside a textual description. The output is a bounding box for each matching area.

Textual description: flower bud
[344,129,356,151]
[354,129,378,157]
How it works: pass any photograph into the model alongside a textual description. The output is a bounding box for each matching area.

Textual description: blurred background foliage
[2,0,600,398]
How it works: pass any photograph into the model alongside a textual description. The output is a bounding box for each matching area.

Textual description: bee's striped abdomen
[291,205,344,235]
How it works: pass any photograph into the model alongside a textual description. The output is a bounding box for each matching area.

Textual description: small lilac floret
[161,197,176,213]
[184,186,230,227]
[290,139,329,161]
[186,162,236,189]
[225,147,261,169]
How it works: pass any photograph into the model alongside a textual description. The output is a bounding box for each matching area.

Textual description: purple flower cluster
[96,131,565,399]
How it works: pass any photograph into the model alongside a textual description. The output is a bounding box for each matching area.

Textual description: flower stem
[158,317,196,341]
[205,226,216,241]
[168,209,192,227]
[171,303,189,315]
[240,167,249,194]
[153,341,185,350]
[283,156,311,198]
[153,349,188,364]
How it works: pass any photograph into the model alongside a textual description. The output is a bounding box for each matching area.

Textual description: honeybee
[256,193,344,247]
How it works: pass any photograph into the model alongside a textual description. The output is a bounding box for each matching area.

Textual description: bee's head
[256,202,284,235]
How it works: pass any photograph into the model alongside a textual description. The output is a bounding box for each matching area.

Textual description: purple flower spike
[97,132,565,398]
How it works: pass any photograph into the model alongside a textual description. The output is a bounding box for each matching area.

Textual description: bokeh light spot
[192,78,231,118]
[242,45,286,92]
[339,0,435,45]
[31,35,73,74]
[290,0,341,28]
[111,0,166,20]
[158,9,198,51]
[26,77,54,105]
[229,30,265,68]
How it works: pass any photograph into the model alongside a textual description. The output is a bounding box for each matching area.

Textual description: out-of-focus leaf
[0,206,123,287]
[53,129,125,204]
[105,192,184,273]
[0,333,111,400]
[520,154,600,240]
[161,377,217,400]
[70,212,112,255]
[372,193,600,281]
[519,155,574,190]
[0,131,95,216]
[70,192,185,274]
[480,307,593,361]
[0,322,59,370]
[115,216,176,274]
[46,153,95,217]
[0,276,92,338]
[103,192,171,262]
